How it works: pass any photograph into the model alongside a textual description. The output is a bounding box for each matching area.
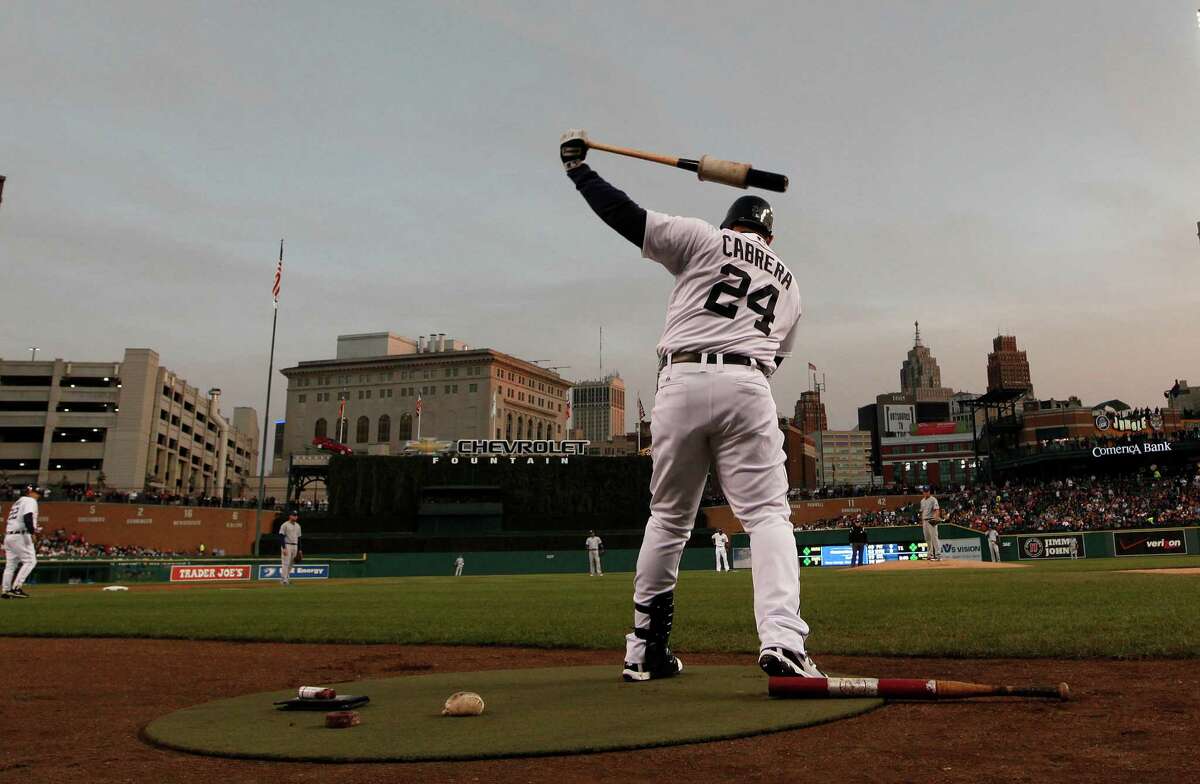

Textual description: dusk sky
[3,1,1199,442]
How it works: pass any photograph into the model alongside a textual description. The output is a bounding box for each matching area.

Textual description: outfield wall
[704,496,921,533]
[7,501,275,554]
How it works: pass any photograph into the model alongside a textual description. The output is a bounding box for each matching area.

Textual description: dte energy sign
[1018,534,1085,560]
[1113,530,1189,557]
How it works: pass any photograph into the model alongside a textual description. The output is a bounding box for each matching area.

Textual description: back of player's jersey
[642,210,801,373]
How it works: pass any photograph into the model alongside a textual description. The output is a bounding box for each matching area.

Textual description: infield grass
[4,556,1199,659]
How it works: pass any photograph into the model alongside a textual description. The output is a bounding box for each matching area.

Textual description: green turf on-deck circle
[143,665,881,762]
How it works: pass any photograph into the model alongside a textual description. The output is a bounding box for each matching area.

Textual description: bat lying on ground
[583,134,789,193]
[769,677,1070,702]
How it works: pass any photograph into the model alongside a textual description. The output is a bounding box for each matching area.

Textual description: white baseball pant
[280,544,297,583]
[625,362,809,664]
[588,549,603,576]
[988,540,1000,562]
[714,547,730,572]
[3,533,37,591]
[923,521,940,559]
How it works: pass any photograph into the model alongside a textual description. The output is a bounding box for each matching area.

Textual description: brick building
[986,335,1033,394]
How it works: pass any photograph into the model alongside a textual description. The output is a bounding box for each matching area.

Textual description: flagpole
[636,389,642,454]
[254,239,283,557]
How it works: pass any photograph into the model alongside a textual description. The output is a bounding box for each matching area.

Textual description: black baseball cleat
[621,654,684,682]
[758,647,824,677]
[1,591,12,600]
[9,588,30,598]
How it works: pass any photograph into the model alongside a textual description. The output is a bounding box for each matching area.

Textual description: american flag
[637,395,645,422]
[415,396,423,416]
[565,401,571,421]
[337,398,345,420]
[808,362,817,372]
[272,240,283,303]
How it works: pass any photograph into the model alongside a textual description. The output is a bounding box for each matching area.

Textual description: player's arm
[561,132,646,248]
[23,511,36,534]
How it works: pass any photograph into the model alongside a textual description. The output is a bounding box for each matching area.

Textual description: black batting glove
[560,129,588,171]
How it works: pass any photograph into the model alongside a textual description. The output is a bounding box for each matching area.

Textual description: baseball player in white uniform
[3,485,42,599]
[919,487,941,561]
[278,510,302,586]
[986,525,1000,563]
[562,131,821,681]
[454,555,465,577]
[585,531,604,576]
[712,530,731,572]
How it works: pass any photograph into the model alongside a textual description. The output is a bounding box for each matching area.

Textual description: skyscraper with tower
[900,322,953,402]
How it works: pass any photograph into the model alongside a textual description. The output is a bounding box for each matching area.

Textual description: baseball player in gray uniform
[278,510,302,586]
[585,531,604,576]
[562,130,821,681]
[986,525,1000,563]
[3,485,42,599]
[919,487,942,561]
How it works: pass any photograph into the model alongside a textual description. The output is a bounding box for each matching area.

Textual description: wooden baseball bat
[585,138,789,193]
[768,677,1070,702]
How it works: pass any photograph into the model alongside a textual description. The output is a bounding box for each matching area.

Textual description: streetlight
[29,346,38,361]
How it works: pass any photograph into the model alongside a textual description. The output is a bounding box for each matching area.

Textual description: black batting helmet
[721,195,774,237]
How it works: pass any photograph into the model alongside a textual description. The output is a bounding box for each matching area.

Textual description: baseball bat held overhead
[584,135,789,193]
[768,677,1071,702]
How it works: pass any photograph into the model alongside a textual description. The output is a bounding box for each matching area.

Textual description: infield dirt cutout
[5,637,1196,784]
[1121,567,1200,575]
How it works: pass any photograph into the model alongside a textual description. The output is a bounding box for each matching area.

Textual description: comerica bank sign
[1091,442,1173,458]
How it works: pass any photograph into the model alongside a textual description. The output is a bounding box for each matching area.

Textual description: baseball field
[4,557,1199,782]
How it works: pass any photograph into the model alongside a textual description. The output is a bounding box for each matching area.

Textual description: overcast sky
[3,1,1199,441]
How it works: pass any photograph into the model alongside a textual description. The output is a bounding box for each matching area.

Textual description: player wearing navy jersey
[561,130,822,681]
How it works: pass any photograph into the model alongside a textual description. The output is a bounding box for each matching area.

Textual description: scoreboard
[799,542,928,568]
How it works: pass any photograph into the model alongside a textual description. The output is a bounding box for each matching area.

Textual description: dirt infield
[2,638,1196,784]
[1122,567,1200,575]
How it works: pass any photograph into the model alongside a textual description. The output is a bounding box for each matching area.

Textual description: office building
[571,373,626,445]
[276,333,571,471]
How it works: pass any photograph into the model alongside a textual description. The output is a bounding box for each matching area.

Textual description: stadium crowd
[796,467,1200,534]
[31,529,191,559]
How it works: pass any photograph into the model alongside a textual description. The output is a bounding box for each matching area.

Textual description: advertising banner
[257,564,331,580]
[1112,530,1188,557]
[169,564,252,582]
[883,405,915,436]
[1017,534,1085,560]
[937,537,983,561]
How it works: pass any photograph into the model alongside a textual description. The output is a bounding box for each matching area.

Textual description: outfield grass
[4,557,1199,659]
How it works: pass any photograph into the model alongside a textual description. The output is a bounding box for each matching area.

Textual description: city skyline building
[900,321,954,402]
[987,334,1034,394]
[276,332,571,473]
[571,373,626,445]
[0,348,259,496]
[793,390,828,435]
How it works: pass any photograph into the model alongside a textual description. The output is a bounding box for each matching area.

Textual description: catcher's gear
[442,691,485,716]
